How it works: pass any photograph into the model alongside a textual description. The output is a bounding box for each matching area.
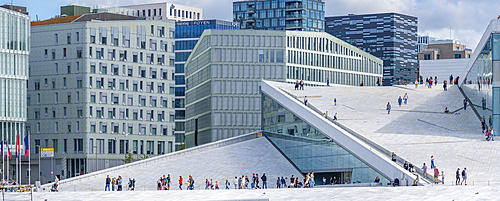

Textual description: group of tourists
[105,175,134,191]
[294,80,305,90]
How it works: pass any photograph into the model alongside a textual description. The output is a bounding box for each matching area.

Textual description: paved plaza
[6,185,500,201]
[53,136,302,191]
[274,81,497,185]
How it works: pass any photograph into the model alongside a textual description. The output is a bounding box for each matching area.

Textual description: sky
[11,0,500,51]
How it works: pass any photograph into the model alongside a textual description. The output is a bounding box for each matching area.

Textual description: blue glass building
[233,0,325,32]
[174,20,239,148]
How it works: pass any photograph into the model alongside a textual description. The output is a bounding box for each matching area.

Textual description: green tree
[138,154,150,160]
[121,151,135,163]
[176,143,186,151]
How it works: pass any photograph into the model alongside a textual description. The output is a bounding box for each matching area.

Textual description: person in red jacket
[179,176,183,190]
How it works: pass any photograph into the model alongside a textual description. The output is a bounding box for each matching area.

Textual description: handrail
[280,88,433,184]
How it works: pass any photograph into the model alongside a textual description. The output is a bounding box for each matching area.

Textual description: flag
[0,140,3,158]
[16,134,20,159]
[7,140,11,158]
[24,134,29,157]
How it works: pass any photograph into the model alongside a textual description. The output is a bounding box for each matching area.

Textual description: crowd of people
[105,175,135,191]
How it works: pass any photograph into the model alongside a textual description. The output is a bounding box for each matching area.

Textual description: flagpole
[2,129,4,183]
[28,132,30,186]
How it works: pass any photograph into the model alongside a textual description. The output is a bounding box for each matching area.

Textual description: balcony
[247,16,256,22]
[285,22,303,29]
[247,7,255,13]
[285,4,304,11]
[285,13,306,19]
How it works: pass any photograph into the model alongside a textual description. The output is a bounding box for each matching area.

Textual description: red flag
[7,140,11,158]
[24,134,29,157]
[16,134,20,158]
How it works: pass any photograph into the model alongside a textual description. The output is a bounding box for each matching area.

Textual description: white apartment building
[120,2,203,21]
[29,15,176,183]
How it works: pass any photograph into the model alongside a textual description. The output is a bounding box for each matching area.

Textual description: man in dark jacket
[456,168,460,185]
[105,175,111,191]
[261,173,267,189]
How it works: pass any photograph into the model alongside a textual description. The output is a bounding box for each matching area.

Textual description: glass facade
[0,7,29,181]
[326,13,418,85]
[233,0,325,32]
[262,93,390,185]
[174,20,239,149]
[461,33,500,134]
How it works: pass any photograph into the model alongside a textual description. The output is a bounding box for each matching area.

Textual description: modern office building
[1,4,28,15]
[233,0,325,32]
[460,19,500,135]
[0,6,30,182]
[173,20,239,149]
[326,13,418,85]
[417,35,435,53]
[184,29,383,147]
[28,13,176,183]
[120,2,203,21]
[418,39,472,60]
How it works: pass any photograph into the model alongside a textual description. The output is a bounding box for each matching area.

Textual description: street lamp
[36,145,40,183]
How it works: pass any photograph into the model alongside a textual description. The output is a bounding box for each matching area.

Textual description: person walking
[482,116,486,133]
[398,96,402,107]
[433,166,439,184]
[450,74,453,85]
[435,76,438,86]
[304,96,308,106]
[404,93,408,104]
[334,98,337,106]
[456,168,461,185]
[415,79,418,88]
[443,80,447,91]
[430,156,435,169]
[234,177,238,190]
[333,113,337,121]
[461,168,467,185]
[179,176,183,190]
[463,99,467,110]
[327,78,330,86]
[423,163,428,177]
[295,81,299,90]
[261,173,267,189]
[310,171,315,188]
[117,176,123,191]
[225,179,230,190]
[441,171,445,185]
[377,78,381,86]
[105,175,111,191]
[300,80,304,90]
[387,102,391,114]
[276,177,281,188]
[188,175,195,190]
[322,177,326,185]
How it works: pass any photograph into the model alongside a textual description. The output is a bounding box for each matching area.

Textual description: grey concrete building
[0,6,30,183]
[184,29,382,147]
[28,14,175,183]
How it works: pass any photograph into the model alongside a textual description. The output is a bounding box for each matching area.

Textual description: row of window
[234,0,325,11]
[33,138,173,155]
[31,119,174,136]
[169,8,200,20]
[286,66,381,86]
[90,77,174,94]
[212,96,261,111]
[235,9,324,21]
[287,50,381,74]
[212,34,284,47]
[213,49,284,63]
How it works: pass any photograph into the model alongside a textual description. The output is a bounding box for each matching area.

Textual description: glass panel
[262,93,390,185]
[461,35,493,131]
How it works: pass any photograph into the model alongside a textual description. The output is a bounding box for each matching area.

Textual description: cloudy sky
[15,0,500,51]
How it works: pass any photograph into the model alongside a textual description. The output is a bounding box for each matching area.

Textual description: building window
[424,54,430,60]
[455,54,462,59]
[108,139,116,154]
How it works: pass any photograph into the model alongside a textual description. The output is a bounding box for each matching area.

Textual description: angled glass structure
[261,93,390,185]
[460,20,500,135]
